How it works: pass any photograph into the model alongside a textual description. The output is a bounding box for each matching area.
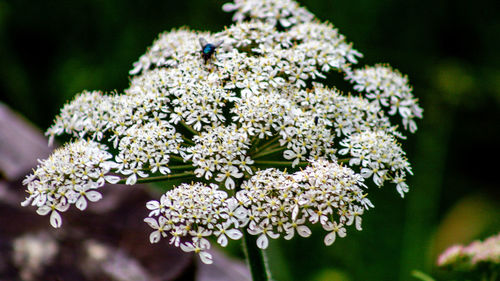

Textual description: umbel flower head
[22,0,423,264]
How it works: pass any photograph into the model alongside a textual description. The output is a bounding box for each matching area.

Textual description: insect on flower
[199,37,223,63]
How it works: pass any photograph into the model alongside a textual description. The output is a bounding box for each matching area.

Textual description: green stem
[137,164,194,172]
[253,146,286,159]
[180,120,199,136]
[181,135,195,145]
[254,160,309,167]
[337,158,350,163]
[170,155,190,163]
[250,135,281,154]
[168,164,195,170]
[243,231,271,281]
[117,171,195,184]
[259,141,282,154]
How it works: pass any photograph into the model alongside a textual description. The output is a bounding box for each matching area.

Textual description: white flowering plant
[22,0,423,279]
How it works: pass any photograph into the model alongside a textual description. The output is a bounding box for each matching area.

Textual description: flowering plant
[437,233,500,280]
[22,0,422,278]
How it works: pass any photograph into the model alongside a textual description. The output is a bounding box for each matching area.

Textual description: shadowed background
[1,0,499,280]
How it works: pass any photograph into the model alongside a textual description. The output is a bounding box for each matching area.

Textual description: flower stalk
[117,171,195,185]
[243,230,271,281]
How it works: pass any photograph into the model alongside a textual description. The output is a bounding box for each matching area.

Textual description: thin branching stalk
[117,171,195,184]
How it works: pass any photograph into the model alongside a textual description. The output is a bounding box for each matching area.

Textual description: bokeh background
[1,0,499,280]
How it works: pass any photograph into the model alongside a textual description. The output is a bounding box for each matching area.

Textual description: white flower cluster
[115,120,182,185]
[24,0,423,264]
[144,182,246,264]
[238,159,372,249]
[222,0,314,28]
[129,28,206,75]
[347,65,423,132]
[340,130,412,196]
[45,91,113,145]
[145,159,371,262]
[186,124,252,189]
[21,140,119,228]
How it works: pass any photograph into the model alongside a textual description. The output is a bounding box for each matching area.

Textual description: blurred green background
[1,0,499,280]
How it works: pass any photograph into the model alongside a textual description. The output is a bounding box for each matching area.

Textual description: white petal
[222,2,236,12]
[217,234,228,247]
[225,177,235,189]
[324,232,336,246]
[199,238,211,249]
[76,196,88,210]
[322,221,334,231]
[214,173,225,182]
[105,175,120,184]
[226,229,243,240]
[320,215,328,225]
[291,204,299,220]
[280,18,291,27]
[267,231,279,239]
[149,231,161,243]
[199,251,213,264]
[86,190,102,202]
[256,234,269,249]
[96,178,105,187]
[36,205,51,216]
[21,197,33,207]
[283,150,295,160]
[56,202,70,212]
[360,168,372,178]
[50,211,62,228]
[235,206,248,218]
[129,62,142,75]
[126,174,137,185]
[146,200,160,210]
[159,166,170,175]
[170,236,181,247]
[180,242,194,252]
[296,225,311,238]
[144,217,159,229]
[355,217,363,231]
[247,225,260,235]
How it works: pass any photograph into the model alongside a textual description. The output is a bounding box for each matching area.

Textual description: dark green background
[1,0,499,280]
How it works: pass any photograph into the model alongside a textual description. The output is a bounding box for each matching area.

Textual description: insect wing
[213,40,224,47]
[199,37,208,48]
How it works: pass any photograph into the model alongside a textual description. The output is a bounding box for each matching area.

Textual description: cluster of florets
[45,91,114,145]
[346,65,423,133]
[23,0,423,264]
[186,124,251,189]
[222,0,314,28]
[144,182,246,264]
[437,233,500,272]
[239,159,372,249]
[22,140,119,228]
[144,159,371,263]
[339,130,412,196]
